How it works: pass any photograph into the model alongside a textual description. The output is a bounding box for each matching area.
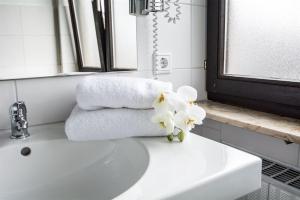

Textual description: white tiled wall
[0,1,62,79]
[195,119,300,168]
[0,0,207,129]
[0,81,17,130]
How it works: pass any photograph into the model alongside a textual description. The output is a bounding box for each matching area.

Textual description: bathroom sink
[0,123,261,200]
[0,124,149,200]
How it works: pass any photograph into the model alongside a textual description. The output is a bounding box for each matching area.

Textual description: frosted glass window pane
[224,0,300,82]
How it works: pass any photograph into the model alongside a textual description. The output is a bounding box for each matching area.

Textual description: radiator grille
[274,169,300,183]
[263,164,287,177]
[288,179,300,189]
[262,159,273,168]
[262,158,300,190]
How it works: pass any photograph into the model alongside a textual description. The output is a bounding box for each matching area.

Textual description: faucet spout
[10,101,30,139]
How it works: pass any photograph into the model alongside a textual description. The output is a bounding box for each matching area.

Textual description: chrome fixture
[9,101,29,139]
[129,0,165,16]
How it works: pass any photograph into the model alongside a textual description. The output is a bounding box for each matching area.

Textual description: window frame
[104,0,137,72]
[68,0,136,72]
[207,0,300,118]
[68,0,106,72]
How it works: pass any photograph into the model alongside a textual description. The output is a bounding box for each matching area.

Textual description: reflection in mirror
[106,0,137,71]
[68,0,105,71]
[0,0,138,80]
[0,0,76,79]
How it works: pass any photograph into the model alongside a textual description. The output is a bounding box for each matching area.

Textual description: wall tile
[203,119,222,130]
[179,0,192,4]
[157,4,191,69]
[0,0,52,6]
[23,36,58,66]
[191,5,206,68]
[191,68,206,100]
[0,36,25,66]
[16,76,84,126]
[158,69,192,89]
[193,119,222,142]
[0,81,17,130]
[0,5,22,35]
[200,126,221,142]
[193,123,222,142]
[94,71,153,79]
[222,124,300,166]
[0,66,26,80]
[136,16,152,71]
[192,124,202,135]
[25,65,59,77]
[137,4,192,70]
[115,70,153,78]
[21,5,55,35]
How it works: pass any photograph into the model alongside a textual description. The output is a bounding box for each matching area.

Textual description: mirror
[0,0,76,79]
[0,0,137,80]
[68,0,138,72]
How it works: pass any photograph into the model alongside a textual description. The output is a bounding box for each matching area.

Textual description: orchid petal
[177,86,197,103]
[167,92,188,112]
[152,92,169,111]
[189,105,206,125]
[174,111,190,132]
[151,111,175,134]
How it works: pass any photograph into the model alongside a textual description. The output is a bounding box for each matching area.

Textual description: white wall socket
[154,53,172,74]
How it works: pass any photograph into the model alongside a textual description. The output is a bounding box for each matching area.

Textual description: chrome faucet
[9,101,30,139]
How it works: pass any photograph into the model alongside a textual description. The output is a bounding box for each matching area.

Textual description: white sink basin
[0,123,261,200]
[0,125,149,200]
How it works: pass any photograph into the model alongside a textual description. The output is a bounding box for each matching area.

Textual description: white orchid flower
[153,92,170,111]
[166,92,188,111]
[151,111,175,134]
[177,86,198,104]
[189,104,206,124]
[174,111,199,133]
[153,91,187,112]
[174,104,206,132]
[152,85,206,142]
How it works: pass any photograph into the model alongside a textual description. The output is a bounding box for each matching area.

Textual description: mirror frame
[68,0,106,72]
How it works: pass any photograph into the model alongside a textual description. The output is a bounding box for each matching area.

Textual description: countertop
[0,123,261,200]
[198,101,300,144]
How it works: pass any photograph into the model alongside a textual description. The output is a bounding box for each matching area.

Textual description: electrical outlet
[155,53,172,74]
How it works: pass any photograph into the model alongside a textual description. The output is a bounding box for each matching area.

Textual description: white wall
[0,1,61,79]
[0,0,207,130]
[195,119,300,168]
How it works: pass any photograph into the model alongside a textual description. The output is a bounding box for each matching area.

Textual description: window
[207,0,300,118]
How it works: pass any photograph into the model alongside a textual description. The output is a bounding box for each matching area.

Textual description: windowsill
[198,100,300,144]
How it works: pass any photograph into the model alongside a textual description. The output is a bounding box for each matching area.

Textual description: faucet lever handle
[10,101,27,117]
[9,101,30,139]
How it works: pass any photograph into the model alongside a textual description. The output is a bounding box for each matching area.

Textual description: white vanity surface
[0,123,261,200]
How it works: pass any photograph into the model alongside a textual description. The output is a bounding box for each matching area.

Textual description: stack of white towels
[65,76,173,141]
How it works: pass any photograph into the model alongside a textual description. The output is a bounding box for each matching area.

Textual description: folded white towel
[76,76,173,110]
[65,106,166,141]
